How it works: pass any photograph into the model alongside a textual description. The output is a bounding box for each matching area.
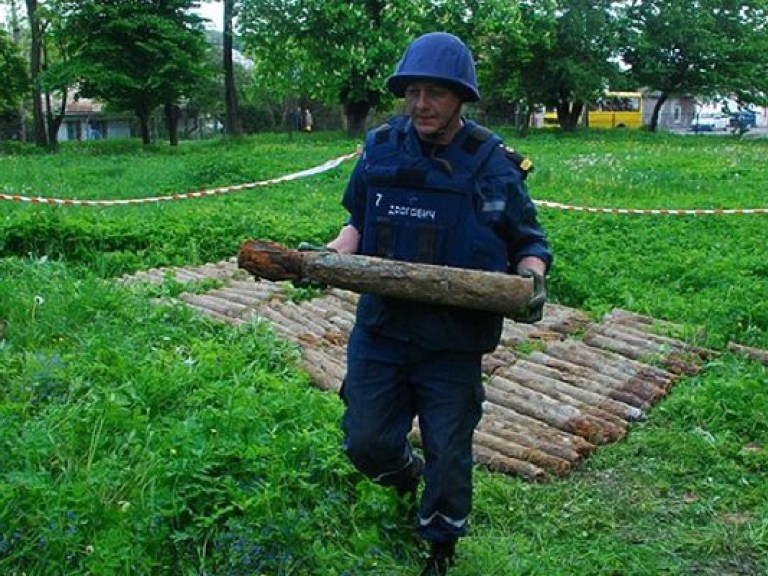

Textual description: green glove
[514,266,546,323]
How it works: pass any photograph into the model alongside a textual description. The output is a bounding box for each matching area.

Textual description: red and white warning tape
[0,151,359,207]
[534,200,768,216]
[1,149,766,215]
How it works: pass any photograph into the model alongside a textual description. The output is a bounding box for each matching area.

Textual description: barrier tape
[0,151,360,207]
[534,200,768,216]
[1,149,765,215]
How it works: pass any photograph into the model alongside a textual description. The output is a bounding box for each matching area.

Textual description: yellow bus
[542,91,644,129]
[588,91,643,129]
[542,108,560,128]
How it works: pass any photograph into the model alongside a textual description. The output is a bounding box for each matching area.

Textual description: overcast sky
[193,2,224,31]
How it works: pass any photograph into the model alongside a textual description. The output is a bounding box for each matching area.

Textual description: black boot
[419,540,456,576]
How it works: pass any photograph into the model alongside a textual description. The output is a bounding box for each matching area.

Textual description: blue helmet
[387,32,480,102]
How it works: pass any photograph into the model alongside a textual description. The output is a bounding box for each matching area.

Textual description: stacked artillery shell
[727,342,768,367]
[120,260,734,481]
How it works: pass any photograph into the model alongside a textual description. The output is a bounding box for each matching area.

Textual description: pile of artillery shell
[122,259,730,481]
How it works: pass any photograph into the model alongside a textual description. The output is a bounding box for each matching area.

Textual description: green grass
[1,130,767,574]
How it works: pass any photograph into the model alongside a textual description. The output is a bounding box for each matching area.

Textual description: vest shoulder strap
[367,116,408,149]
[366,117,504,177]
[445,121,502,174]
[461,124,494,155]
[501,145,534,180]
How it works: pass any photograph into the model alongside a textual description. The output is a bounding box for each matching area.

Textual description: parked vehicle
[730,110,757,129]
[691,112,730,132]
[543,91,644,129]
[588,91,644,129]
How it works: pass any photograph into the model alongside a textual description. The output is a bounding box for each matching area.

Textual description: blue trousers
[340,326,484,542]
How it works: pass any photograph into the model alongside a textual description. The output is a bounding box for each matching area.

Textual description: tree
[1,1,28,141]
[621,0,768,131]
[3,0,100,148]
[0,25,27,111]
[25,0,47,145]
[418,0,528,125]
[515,2,561,134]
[61,0,209,145]
[480,0,622,132]
[222,0,242,136]
[540,0,623,130]
[239,0,419,135]
[0,24,28,140]
[35,1,83,149]
[1,1,78,148]
[481,1,554,134]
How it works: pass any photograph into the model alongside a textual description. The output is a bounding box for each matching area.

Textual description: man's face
[404,81,463,144]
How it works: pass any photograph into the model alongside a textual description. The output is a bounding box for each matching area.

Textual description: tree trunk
[649,93,667,133]
[137,110,151,145]
[223,0,243,137]
[164,103,180,146]
[9,1,26,142]
[43,90,58,150]
[237,240,535,317]
[42,38,65,150]
[26,0,47,147]
[519,97,537,137]
[343,100,370,137]
[557,99,584,131]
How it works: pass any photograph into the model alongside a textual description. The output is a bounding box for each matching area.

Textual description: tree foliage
[59,0,209,145]
[238,0,420,134]
[522,0,623,130]
[416,0,526,114]
[0,24,27,140]
[36,1,84,148]
[1,0,83,148]
[5,0,768,143]
[237,0,626,133]
[621,0,768,131]
[0,26,28,111]
[234,0,768,135]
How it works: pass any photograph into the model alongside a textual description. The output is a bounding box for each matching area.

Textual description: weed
[1,131,767,574]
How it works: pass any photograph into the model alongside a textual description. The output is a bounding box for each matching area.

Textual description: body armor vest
[352,118,512,353]
[359,117,509,273]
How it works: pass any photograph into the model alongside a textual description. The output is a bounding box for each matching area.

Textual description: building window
[88,120,107,140]
[673,105,682,123]
[66,121,82,141]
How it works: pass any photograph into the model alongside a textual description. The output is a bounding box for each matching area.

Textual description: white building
[54,98,133,142]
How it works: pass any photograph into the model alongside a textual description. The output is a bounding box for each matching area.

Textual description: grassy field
[1,129,766,575]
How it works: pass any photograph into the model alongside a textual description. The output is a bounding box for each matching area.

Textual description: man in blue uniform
[327,32,552,575]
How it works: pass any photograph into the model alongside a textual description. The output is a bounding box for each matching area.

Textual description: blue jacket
[342,116,552,352]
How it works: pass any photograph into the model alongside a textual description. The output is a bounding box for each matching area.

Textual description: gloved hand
[293,242,336,289]
[297,242,337,253]
[513,265,546,323]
